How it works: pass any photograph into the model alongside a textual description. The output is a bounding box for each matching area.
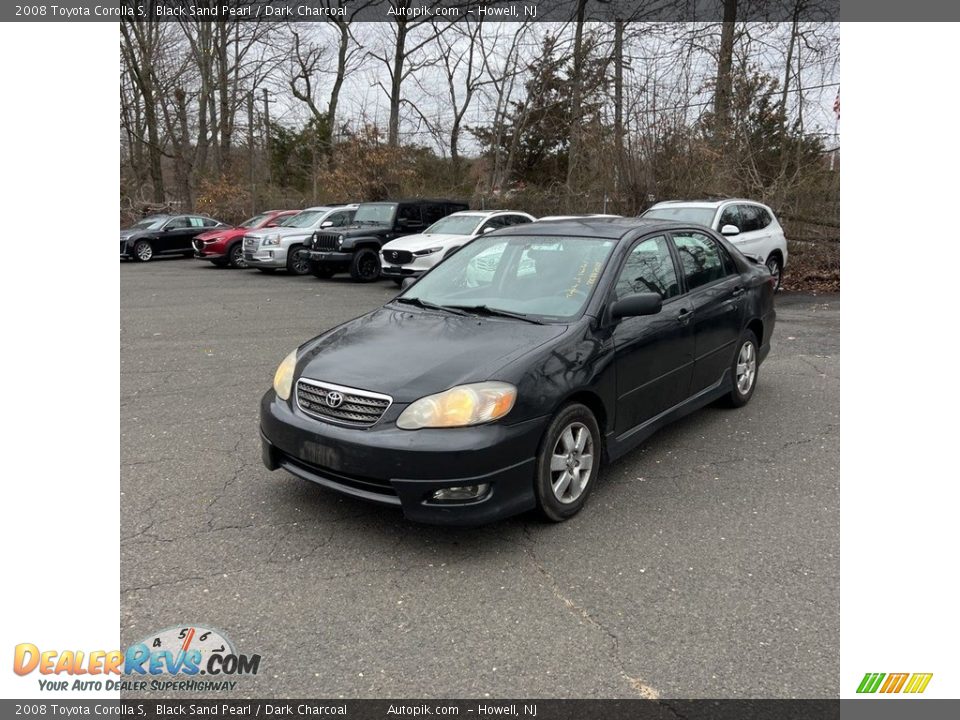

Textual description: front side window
[614,235,680,301]
[396,205,422,224]
[165,217,191,229]
[326,211,354,227]
[422,204,446,225]
[239,213,270,228]
[131,217,168,230]
[718,205,740,230]
[424,215,483,235]
[672,231,728,291]
[399,235,616,321]
[642,206,716,227]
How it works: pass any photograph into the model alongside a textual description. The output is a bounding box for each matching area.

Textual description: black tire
[765,253,783,293]
[257,267,276,274]
[309,260,337,279]
[534,403,602,522]
[210,258,229,268]
[392,278,404,287]
[349,248,381,283]
[724,330,760,408]
[132,240,153,262]
[286,244,311,275]
[227,242,247,269]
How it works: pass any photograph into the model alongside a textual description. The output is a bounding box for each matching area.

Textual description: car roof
[650,198,768,209]
[302,205,358,212]
[501,217,702,240]
[446,210,529,218]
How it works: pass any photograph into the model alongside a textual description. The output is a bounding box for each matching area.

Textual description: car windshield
[239,213,270,228]
[642,206,716,227]
[130,217,167,230]
[397,235,616,321]
[281,210,326,228]
[353,203,396,225]
[424,215,483,235]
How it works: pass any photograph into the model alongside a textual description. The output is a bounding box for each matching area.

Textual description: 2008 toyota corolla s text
[260,218,776,525]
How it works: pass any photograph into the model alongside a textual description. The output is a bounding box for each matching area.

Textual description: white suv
[380,210,535,284]
[642,199,788,290]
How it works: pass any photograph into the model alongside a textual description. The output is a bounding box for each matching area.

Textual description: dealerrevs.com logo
[13,625,262,692]
[856,672,933,694]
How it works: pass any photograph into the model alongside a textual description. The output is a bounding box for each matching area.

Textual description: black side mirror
[610,293,662,320]
[400,277,417,290]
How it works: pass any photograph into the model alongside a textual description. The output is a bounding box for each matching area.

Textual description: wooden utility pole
[248,91,256,214]
[262,88,272,188]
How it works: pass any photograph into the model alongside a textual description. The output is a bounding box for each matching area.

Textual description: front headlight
[397,382,516,430]
[273,350,297,400]
[262,234,281,246]
[337,235,345,247]
[413,246,443,256]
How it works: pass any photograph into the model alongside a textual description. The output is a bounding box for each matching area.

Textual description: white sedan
[380,210,535,284]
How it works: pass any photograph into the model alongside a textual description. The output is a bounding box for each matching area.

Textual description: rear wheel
[350,248,381,282]
[309,261,337,279]
[724,330,759,407]
[765,253,783,292]
[227,243,247,268]
[133,240,153,262]
[286,244,312,275]
[534,403,601,522]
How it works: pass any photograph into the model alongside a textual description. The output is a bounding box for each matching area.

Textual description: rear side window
[738,205,770,232]
[672,231,729,291]
[397,205,423,225]
[422,204,446,225]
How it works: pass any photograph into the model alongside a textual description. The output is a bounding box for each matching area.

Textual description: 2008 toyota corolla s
[260,218,776,525]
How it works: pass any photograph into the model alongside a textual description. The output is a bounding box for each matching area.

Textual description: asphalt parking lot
[120,258,839,699]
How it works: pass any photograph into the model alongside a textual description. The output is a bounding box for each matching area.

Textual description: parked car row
[120,197,788,291]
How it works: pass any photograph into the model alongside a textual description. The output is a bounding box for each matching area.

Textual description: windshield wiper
[394,297,468,315]
[445,305,545,324]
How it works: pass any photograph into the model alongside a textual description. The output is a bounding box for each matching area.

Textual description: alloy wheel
[230,245,247,268]
[736,340,757,395]
[550,422,595,504]
[135,241,153,261]
[291,248,310,274]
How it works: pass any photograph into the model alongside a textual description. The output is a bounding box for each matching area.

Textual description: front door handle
[677,308,694,325]
[731,286,745,298]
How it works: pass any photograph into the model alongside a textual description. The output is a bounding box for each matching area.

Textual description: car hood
[196,227,239,242]
[246,226,316,240]
[297,305,568,403]
[120,229,143,240]
[381,233,468,252]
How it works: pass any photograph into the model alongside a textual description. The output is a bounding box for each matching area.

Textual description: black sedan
[121,214,228,262]
[260,218,777,525]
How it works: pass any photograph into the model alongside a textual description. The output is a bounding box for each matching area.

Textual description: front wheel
[286,244,311,275]
[132,240,153,262]
[350,248,381,282]
[724,330,759,408]
[535,403,601,522]
[228,243,247,268]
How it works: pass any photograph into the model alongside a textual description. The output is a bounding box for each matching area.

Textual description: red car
[194,210,298,268]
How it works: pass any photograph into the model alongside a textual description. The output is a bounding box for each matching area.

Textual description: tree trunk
[388,18,408,147]
[565,0,588,189]
[714,0,738,138]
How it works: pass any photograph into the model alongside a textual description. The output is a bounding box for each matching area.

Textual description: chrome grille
[243,235,260,253]
[382,249,412,265]
[312,232,339,251]
[296,379,392,427]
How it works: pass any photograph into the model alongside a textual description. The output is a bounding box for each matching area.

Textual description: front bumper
[259,390,544,525]
[244,247,288,268]
[306,250,352,264]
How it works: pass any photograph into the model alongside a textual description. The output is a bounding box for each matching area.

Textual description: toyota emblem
[325,391,344,408]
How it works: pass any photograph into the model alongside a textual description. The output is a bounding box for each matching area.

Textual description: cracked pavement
[121,259,839,699]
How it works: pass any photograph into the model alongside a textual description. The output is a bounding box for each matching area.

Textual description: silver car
[243,205,357,274]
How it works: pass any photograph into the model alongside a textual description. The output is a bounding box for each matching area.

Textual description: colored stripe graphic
[856,673,885,693]
[880,673,909,693]
[903,673,933,694]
